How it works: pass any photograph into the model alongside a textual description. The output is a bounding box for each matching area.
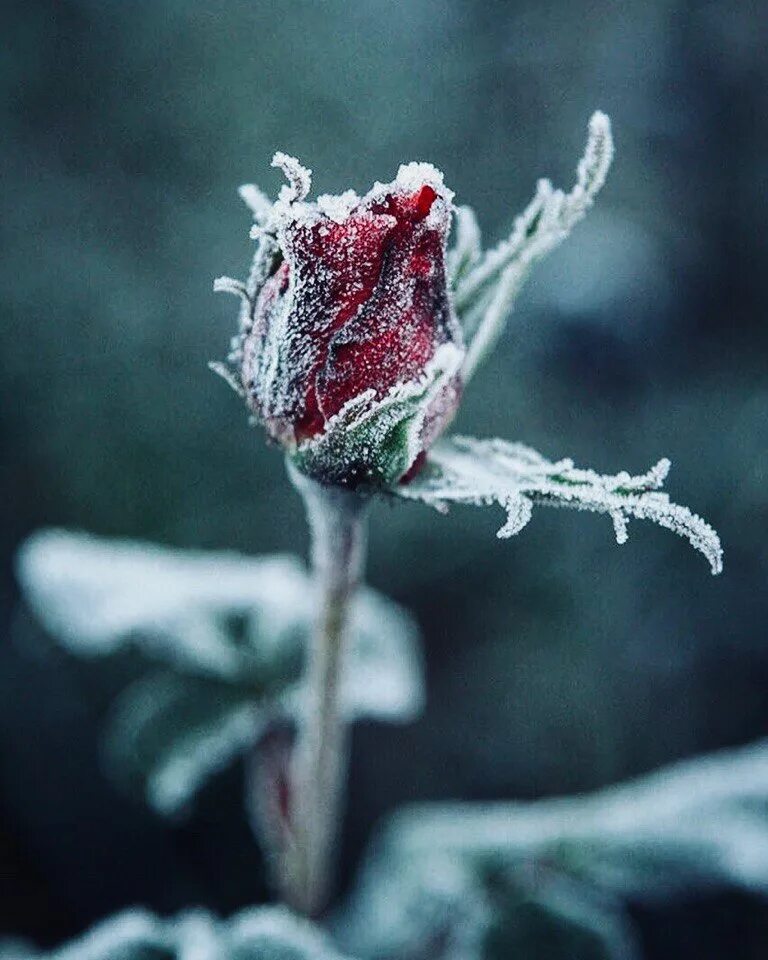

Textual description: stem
[283,461,369,916]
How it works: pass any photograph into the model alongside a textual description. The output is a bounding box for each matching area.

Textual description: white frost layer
[339,739,768,959]
[270,154,454,231]
[16,529,425,721]
[396,436,722,574]
[29,905,350,959]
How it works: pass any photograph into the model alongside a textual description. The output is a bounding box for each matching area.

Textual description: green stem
[283,461,368,916]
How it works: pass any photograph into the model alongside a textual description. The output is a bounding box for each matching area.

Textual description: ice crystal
[394,436,722,574]
[237,183,273,224]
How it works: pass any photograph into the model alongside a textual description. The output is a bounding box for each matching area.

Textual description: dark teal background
[1,1,766,955]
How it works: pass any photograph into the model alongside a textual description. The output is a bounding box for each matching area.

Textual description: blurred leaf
[481,872,640,960]
[104,672,262,816]
[0,942,38,960]
[2,907,351,960]
[16,530,310,681]
[338,740,768,959]
[51,910,167,960]
[16,530,424,814]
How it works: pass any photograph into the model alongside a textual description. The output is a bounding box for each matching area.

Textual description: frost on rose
[214,113,722,573]
[214,154,465,486]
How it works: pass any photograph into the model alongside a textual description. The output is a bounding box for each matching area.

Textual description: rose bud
[213,154,465,487]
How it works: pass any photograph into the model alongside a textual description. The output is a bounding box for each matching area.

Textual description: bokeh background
[1,0,767,956]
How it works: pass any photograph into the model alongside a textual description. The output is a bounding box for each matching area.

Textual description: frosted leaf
[16,530,310,681]
[48,909,167,960]
[104,590,422,816]
[224,906,351,959]
[447,205,482,288]
[17,531,424,814]
[393,436,722,574]
[104,672,263,816]
[272,152,312,206]
[456,112,614,379]
[8,906,351,960]
[237,183,273,225]
[339,740,768,960]
[292,343,463,486]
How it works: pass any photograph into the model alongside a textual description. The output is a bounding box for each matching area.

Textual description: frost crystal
[237,183,273,225]
[394,436,723,574]
[271,151,312,206]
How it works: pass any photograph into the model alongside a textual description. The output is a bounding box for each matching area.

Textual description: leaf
[17,531,425,814]
[16,531,426,701]
[291,343,463,486]
[342,587,424,722]
[339,740,768,959]
[481,874,641,960]
[455,112,614,380]
[393,436,723,575]
[16,531,310,681]
[105,586,423,816]
[224,906,350,959]
[104,672,264,816]
[5,907,351,960]
[49,910,168,960]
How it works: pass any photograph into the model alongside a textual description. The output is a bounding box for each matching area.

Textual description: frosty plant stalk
[284,464,369,915]
[213,111,722,914]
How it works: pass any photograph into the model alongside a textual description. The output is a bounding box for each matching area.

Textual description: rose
[214,154,465,487]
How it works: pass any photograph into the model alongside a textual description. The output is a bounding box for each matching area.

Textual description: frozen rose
[215,155,465,487]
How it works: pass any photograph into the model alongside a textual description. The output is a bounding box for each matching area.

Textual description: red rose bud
[215,154,465,487]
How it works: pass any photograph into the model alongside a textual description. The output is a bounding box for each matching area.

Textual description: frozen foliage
[16,531,423,814]
[0,906,351,960]
[394,436,723,575]
[338,740,768,960]
[451,112,614,380]
[214,115,618,489]
[17,532,308,678]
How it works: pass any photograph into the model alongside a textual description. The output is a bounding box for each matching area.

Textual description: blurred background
[1,0,767,956]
